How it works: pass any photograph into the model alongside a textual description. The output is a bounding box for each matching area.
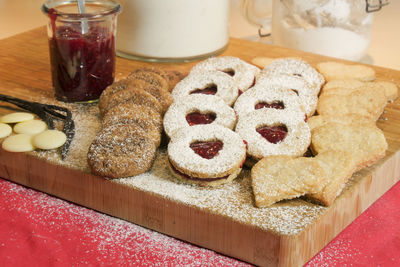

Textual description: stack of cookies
[87,67,179,178]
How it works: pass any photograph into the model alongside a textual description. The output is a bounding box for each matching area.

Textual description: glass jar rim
[41,0,121,19]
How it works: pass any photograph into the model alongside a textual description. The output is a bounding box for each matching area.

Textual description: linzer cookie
[255,74,319,116]
[260,58,325,90]
[190,56,260,92]
[251,155,328,207]
[235,109,310,161]
[317,61,375,82]
[87,124,157,178]
[163,94,236,138]
[311,122,387,170]
[167,124,246,187]
[172,70,239,106]
[233,83,304,119]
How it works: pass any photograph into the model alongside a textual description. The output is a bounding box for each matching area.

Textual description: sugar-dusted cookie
[32,130,67,150]
[317,61,375,82]
[307,114,374,131]
[167,124,246,187]
[251,155,328,207]
[311,122,387,170]
[0,112,34,124]
[172,70,239,106]
[256,74,319,116]
[317,88,387,121]
[166,70,187,91]
[0,122,12,138]
[87,124,157,178]
[233,83,304,119]
[261,58,325,90]
[190,56,260,92]
[163,94,236,138]
[128,67,170,94]
[235,108,310,160]
[307,150,358,206]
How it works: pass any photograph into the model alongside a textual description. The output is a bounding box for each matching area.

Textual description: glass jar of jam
[42,0,121,103]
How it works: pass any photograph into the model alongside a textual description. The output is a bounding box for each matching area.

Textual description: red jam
[190,141,223,159]
[190,84,217,95]
[186,112,216,126]
[255,101,285,110]
[48,24,115,102]
[169,160,228,182]
[223,69,235,76]
[256,125,288,144]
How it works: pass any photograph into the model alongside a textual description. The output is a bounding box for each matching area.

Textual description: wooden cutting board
[1,27,400,267]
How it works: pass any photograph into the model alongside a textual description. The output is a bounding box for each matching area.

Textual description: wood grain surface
[1,27,400,267]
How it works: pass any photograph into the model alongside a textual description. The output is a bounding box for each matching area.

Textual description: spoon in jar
[77,0,88,34]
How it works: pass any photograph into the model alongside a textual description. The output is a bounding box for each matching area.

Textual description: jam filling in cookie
[169,160,229,182]
[190,140,223,159]
[256,124,288,144]
[185,112,216,126]
[255,101,285,110]
[190,84,218,95]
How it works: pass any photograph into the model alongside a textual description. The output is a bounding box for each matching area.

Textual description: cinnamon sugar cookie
[235,109,311,161]
[167,70,187,91]
[167,124,246,187]
[172,70,239,106]
[233,83,304,118]
[251,155,328,207]
[261,58,325,90]
[87,124,157,178]
[103,87,162,117]
[163,94,236,138]
[98,79,137,116]
[311,122,387,170]
[128,67,169,93]
[132,80,173,114]
[190,56,260,92]
[317,61,375,82]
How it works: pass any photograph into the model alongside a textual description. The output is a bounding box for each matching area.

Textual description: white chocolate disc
[32,130,67,150]
[0,112,34,124]
[2,134,35,152]
[14,119,47,135]
[0,123,12,138]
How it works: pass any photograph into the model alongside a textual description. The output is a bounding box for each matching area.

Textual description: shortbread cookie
[317,61,375,82]
[87,124,157,178]
[233,83,304,118]
[235,109,311,160]
[256,74,319,116]
[376,81,398,102]
[14,119,47,135]
[307,114,374,131]
[307,150,357,206]
[261,58,325,90]
[251,155,328,207]
[0,122,12,138]
[167,124,246,187]
[0,112,34,124]
[311,122,387,170]
[317,89,387,121]
[2,134,35,152]
[163,94,236,138]
[172,70,239,106]
[103,87,162,117]
[322,79,364,92]
[102,103,162,133]
[32,130,67,150]
[190,56,260,92]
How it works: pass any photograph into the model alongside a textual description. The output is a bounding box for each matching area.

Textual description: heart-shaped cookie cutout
[251,155,327,207]
[190,140,223,159]
[190,84,217,95]
[256,125,288,144]
[255,101,285,110]
[186,112,216,126]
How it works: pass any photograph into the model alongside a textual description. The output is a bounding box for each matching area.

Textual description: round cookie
[172,70,239,106]
[2,134,35,152]
[0,112,34,124]
[14,119,47,135]
[167,124,247,187]
[256,74,318,117]
[167,70,187,91]
[133,80,173,114]
[235,108,311,160]
[103,103,162,147]
[261,58,325,91]
[163,94,237,138]
[87,124,157,179]
[32,130,67,150]
[0,122,12,138]
[190,56,260,92]
[234,84,304,119]
[128,68,170,94]
[103,87,162,117]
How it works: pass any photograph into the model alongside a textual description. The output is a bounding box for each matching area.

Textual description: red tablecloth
[0,178,399,266]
